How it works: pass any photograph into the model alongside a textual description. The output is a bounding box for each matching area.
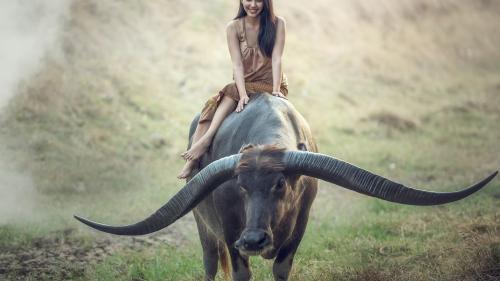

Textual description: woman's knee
[220,96,237,110]
[221,95,237,104]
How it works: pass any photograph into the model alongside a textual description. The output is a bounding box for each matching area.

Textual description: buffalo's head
[233,145,295,256]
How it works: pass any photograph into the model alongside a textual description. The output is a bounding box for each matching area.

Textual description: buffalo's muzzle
[235,229,272,253]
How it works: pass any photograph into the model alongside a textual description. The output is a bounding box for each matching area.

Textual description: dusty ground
[0,226,189,280]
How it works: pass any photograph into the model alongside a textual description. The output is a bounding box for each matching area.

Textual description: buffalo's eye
[274,178,286,191]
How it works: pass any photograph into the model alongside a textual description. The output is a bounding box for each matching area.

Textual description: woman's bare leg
[182,96,237,160]
[177,96,237,178]
[177,121,209,179]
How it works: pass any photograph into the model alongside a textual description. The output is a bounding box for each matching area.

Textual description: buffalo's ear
[239,144,255,153]
[297,142,308,151]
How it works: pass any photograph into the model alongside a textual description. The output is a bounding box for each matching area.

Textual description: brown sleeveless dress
[198,17,289,123]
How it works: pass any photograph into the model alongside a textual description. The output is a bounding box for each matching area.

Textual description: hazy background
[0,0,499,280]
[0,0,71,224]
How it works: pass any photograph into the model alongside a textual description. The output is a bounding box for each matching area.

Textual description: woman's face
[241,0,264,18]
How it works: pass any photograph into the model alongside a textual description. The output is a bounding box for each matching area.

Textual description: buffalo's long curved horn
[74,154,241,235]
[284,151,497,205]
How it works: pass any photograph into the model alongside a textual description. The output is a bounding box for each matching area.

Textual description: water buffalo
[75,93,497,281]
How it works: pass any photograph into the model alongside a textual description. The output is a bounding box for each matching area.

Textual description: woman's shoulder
[276,16,286,21]
[226,18,241,31]
[275,16,286,26]
[226,19,244,38]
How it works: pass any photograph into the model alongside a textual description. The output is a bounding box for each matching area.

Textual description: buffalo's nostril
[257,235,269,248]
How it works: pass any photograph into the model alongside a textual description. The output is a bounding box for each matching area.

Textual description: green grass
[76,247,206,281]
[75,187,499,281]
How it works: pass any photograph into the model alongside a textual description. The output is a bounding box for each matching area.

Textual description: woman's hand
[236,95,250,112]
[272,91,287,99]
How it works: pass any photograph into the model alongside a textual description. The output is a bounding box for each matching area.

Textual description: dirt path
[0,225,191,280]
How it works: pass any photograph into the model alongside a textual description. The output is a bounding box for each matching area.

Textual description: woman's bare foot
[181,137,211,161]
[177,159,197,179]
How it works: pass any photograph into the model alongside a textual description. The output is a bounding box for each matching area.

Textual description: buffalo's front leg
[194,213,220,281]
[273,177,316,281]
[228,247,251,281]
[272,240,300,281]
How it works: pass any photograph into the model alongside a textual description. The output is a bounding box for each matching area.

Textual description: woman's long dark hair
[234,0,277,58]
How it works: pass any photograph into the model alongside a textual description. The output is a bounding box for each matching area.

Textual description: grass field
[1,0,499,280]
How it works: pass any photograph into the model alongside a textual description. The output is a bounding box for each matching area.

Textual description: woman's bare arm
[226,20,249,112]
[272,16,286,95]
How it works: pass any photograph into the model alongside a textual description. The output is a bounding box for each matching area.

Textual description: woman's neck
[245,15,260,28]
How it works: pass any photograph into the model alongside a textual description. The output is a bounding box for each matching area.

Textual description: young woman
[177,0,288,179]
